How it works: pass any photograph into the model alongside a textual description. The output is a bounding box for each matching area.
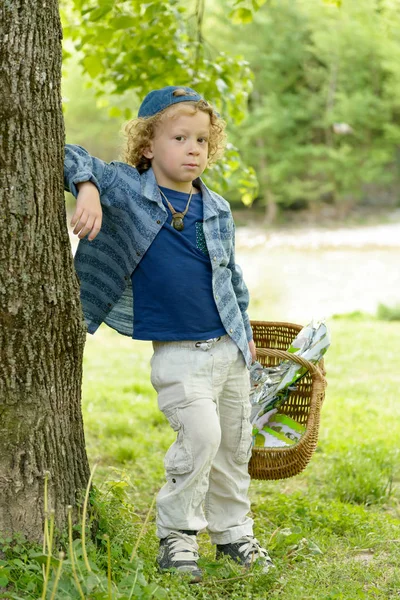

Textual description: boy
[64,86,273,582]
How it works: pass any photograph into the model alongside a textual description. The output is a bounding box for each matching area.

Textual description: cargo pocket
[164,408,194,475]
[233,400,253,464]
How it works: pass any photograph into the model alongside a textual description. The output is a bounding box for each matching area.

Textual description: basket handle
[256,347,326,383]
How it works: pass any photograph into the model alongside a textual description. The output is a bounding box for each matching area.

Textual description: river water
[236,222,400,323]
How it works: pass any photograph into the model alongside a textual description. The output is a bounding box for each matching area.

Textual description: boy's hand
[71,181,102,241]
[249,339,257,363]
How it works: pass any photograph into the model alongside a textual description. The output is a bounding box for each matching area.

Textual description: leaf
[145,582,168,598]
[110,16,137,30]
[11,558,25,567]
[84,572,104,593]
[0,575,9,587]
[88,4,114,22]
[241,192,254,206]
[96,97,110,109]
[252,0,267,9]
[82,55,103,78]
[307,540,324,555]
[28,552,62,567]
[108,106,122,118]
[229,8,254,25]
[93,27,114,46]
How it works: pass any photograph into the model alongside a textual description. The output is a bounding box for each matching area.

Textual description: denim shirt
[64,144,253,367]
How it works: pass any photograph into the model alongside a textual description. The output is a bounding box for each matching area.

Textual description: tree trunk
[0,0,90,541]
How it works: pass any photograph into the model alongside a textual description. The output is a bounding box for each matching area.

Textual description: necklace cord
[158,186,194,230]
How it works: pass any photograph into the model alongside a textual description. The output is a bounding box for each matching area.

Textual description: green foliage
[62,51,131,165]
[331,311,374,320]
[207,0,400,215]
[0,480,165,599]
[63,0,252,121]
[229,0,268,24]
[61,0,259,204]
[205,144,259,202]
[376,302,400,321]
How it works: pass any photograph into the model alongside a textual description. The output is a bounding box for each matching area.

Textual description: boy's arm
[64,145,114,241]
[71,181,102,241]
[64,144,108,197]
[228,222,254,345]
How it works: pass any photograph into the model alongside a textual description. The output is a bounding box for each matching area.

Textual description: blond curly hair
[121,90,226,172]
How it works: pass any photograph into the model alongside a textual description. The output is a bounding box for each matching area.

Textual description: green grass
[83,318,400,599]
[2,317,400,598]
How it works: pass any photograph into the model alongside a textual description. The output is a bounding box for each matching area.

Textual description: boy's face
[143,105,210,192]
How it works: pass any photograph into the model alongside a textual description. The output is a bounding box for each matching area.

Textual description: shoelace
[237,536,270,561]
[166,532,199,563]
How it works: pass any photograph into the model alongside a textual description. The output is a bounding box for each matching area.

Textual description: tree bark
[0,0,90,541]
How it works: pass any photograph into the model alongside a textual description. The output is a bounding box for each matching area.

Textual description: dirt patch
[353,550,375,563]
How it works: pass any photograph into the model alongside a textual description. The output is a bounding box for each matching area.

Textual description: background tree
[205,0,400,220]
[0,0,90,540]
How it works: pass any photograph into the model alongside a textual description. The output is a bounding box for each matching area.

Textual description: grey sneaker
[216,535,274,574]
[157,531,202,583]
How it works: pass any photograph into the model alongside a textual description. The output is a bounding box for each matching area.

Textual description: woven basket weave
[249,321,326,481]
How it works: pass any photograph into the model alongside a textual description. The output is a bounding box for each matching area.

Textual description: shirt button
[107,303,112,308]
[156,220,161,224]
[213,256,217,261]
[215,295,219,300]
[136,251,141,256]
[230,328,233,333]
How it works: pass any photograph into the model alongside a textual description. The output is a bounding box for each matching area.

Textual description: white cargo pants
[150,334,254,544]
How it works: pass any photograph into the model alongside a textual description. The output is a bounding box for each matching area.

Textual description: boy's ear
[143,143,154,159]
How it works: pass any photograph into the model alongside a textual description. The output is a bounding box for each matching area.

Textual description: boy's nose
[188,142,200,154]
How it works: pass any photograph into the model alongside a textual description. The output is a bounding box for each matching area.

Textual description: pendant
[172,217,184,231]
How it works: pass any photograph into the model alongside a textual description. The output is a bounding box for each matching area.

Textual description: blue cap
[138,86,204,118]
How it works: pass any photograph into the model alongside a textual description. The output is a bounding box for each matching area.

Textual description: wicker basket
[248,321,327,481]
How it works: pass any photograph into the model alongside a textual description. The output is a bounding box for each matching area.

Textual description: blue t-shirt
[131,186,227,341]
